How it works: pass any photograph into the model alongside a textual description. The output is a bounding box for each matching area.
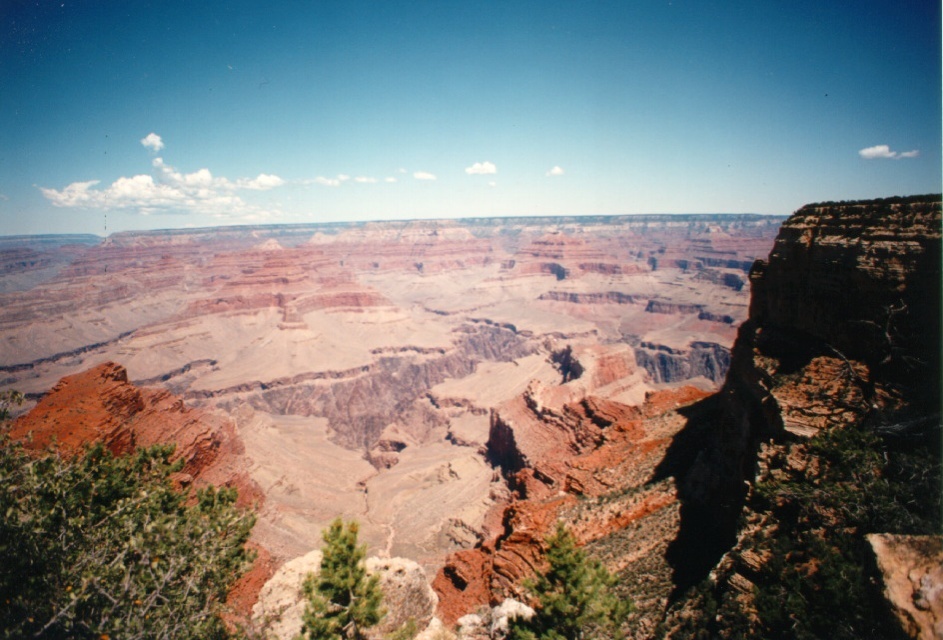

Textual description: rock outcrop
[8,361,270,623]
[434,384,710,630]
[251,550,439,640]
[633,340,730,384]
[10,361,259,504]
[687,195,941,526]
[867,534,943,640]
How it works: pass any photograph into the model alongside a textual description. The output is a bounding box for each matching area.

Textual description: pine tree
[298,518,385,640]
[508,522,631,640]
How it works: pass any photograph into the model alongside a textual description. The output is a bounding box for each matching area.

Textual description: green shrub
[508,522,631,640]
[0,428,255,639]
[748,424,938,639]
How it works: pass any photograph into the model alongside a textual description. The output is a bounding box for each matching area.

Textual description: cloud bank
[858,144,919,160]
[41,155,284,219]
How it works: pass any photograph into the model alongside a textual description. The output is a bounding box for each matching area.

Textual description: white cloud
[239,173,285,190]
[354,176,377,183]
[309,176,342,187]
[488,181,497,188]
[306,174,358,187]
[413,171,437,181]
[546,165,565,176]
[40,180,102,207]
[40,157,285,219]
[140,133,164,152]
[858,144,919,160]
[384,177,397,183]
[465,161,497,175]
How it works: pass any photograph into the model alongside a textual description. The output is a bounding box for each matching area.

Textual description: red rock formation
[10,361,261,506]
[434,386,710,626]
[9,361,268,618]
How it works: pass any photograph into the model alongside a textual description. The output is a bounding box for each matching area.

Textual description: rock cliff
[683,195,941,532]
[660,195,942,638]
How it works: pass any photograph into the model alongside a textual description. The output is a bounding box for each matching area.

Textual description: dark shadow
[649,392,756,598]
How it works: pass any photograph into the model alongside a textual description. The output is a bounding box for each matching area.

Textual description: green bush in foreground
[298,518,385,640]
[508,522,631,640]
[0,425,255,639]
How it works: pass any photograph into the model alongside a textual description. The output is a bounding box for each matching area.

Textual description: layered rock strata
[661,195,942,638]
[686,195,941,531]
[10,361,259,503]
[434,377,711,633]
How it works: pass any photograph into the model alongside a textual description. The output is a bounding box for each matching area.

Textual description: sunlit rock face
[0,214,782,622]
[9,361,260,507]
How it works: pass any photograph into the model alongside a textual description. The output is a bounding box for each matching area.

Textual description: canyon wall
[433,196,941,638]
[687,195,941,528]
[0,214,784,630]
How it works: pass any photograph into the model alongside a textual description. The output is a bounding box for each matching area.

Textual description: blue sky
[1,0,939,235]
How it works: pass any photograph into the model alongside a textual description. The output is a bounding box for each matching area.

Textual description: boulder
[252,551,438,640]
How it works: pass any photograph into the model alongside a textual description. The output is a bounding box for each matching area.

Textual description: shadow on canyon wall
[649,393,749,597]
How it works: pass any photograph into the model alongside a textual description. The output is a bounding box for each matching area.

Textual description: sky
[0,0,940,236]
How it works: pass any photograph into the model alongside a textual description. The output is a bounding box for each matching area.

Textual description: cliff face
[704,196,941,508]
[662,195,942,638]
[748,196,941,417]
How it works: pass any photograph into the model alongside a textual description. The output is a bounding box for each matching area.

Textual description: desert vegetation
[0,396,256,639]
[672,420,940,640]
[508,523,631,640]
[298,519,386,640]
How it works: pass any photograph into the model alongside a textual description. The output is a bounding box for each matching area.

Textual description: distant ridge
[82,213,786,242]
[0,233,102,247]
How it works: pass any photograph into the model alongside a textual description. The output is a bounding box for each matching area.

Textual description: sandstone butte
[2,199,940,638]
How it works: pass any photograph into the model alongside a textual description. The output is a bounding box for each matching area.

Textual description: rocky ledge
[11,361,259,503]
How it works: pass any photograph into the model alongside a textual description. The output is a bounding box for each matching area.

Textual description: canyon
[0,214,781,577]
[3,201,938,638]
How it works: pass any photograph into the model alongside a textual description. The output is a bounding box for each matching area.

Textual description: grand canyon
[1,198,940,639]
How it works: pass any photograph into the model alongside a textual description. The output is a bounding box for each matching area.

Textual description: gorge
[2,199,940,638]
